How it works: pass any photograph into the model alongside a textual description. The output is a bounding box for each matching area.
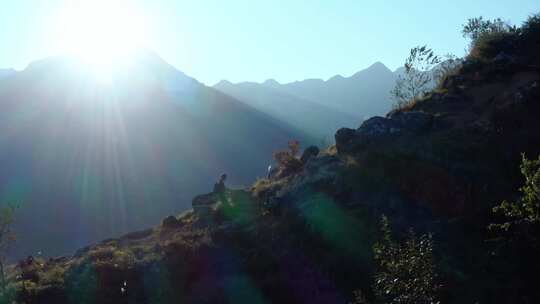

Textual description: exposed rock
[192,192,220,218]
[276,155,345,204]
[161,216,182,230]
[335,127,359,154]
[301,145,320,163]
[388,111,434,132]
[358,116,403,138]
[335,112,434,154]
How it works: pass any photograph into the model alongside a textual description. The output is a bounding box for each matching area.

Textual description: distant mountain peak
[215,79,233,87]
[366,61,390,72]
[328,74,345,82]
[351,61,392,79]
[263,79,280,86]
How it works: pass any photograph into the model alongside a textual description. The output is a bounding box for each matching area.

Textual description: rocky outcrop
[301,145,320,163]
[161,215,182,230]
[335,111,434,153]
[192,192,218,217]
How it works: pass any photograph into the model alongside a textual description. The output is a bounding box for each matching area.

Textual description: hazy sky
[0,0,538,85]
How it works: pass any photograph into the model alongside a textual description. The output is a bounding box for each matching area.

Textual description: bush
[469,31,517,60]
[373,216,441,304]
[272,140,303,177]
[488,154,540,302]
[521,12,540,38]
[391,45,442,110]
[489,154,540,242]
[462,17,517,59]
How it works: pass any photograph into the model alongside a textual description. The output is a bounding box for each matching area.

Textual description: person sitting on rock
[213,173,227,193]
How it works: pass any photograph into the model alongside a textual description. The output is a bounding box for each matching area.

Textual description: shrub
[272,140,303,177]
[469,31,517,60]
[462,17,513,43]
[373,216,441,304]
[434,54,463,88]
[488,154,540,302]
[521,12,540,38]
[462,17,517,59]
[489,154,540,243]
[391,45,441,110]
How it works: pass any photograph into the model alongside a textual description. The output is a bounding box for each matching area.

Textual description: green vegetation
[0,205,16,293]
[3,10,540,304]
[462,17,515,46]
[372,216,440,304]
[489,154,540,239]
[272,140,303,174]
[391,45,441,110]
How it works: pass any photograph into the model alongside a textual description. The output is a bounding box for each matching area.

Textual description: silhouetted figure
[213,173,227,193]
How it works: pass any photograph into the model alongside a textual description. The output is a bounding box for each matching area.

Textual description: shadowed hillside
[7,13,540,304]
[214,79,360,140]
[214,62,398,136]
[0,51,311,259]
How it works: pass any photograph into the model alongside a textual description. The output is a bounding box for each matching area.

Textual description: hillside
[0,68,15,81]
[0,51,310,259]
[6,19,540,304]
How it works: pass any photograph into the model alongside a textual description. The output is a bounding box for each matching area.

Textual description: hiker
[213,173,227,193]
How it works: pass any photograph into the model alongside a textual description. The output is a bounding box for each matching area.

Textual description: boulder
[388,111,433,132]
[357,116,403,138]
[300,146,320,163]
[161,216,181,230]
[192,193,218,217]
[335,128,358,154]
[336,113,435,154]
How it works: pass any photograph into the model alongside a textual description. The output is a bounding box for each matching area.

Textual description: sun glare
[55,0,149,78]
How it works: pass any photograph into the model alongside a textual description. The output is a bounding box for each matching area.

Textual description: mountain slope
[214,80,360,140]
[268,62,397,119]
[213,62,397,140]
[0,52,309,259]
[10,27,540,304]
[0,68,15,81]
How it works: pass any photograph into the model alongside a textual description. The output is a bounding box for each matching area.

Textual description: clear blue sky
[0,0,538,85]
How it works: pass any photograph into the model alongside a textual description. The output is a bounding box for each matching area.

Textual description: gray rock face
[301,146,320,163]
[192,193,217,217]
[358,116,403,137]
[161,216,182,230]
[335,128,359,154]
[275,155,344,203]
[388,111,433,132]
[335,111,434,154]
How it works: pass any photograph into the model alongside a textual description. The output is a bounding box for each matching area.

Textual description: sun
[55,0,149,75]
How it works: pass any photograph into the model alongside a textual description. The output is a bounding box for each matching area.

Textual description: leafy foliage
[0,205,16,293]
[373,216,440,304]
[391,45,441,110]
[434,54,462,88]
[489,154,540,247]
[462,17,514,43]
[273,140,303,175]
[521,12,540,37]
[462,17,518,59]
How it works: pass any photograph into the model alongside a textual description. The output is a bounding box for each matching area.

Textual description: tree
[373,216,441,304]
[391,45,441,110]
[0,204,16,293]
[462,17,514,43]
